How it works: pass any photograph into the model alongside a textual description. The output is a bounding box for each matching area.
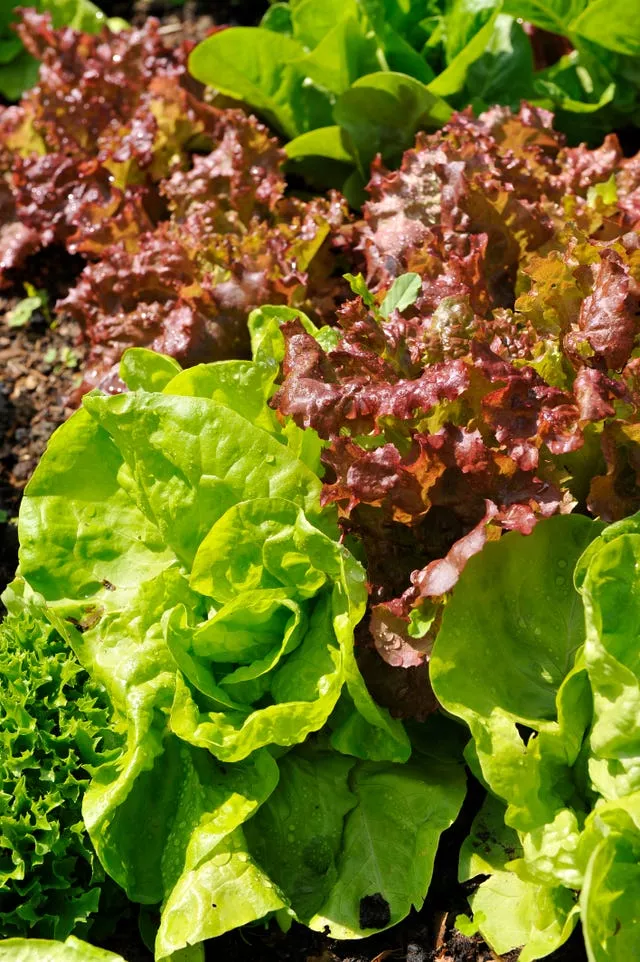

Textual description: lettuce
[0,592,123,941]
[431,513,640,960]
[0,12,352,397]
[0,2,126,101]
[4,347,465,957]
[267,104,640,680]
[189,0,640,200]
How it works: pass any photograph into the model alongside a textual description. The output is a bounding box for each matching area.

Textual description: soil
[0,247,86,609]
[0,4,592,961]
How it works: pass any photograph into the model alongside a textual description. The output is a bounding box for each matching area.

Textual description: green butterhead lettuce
[7,345,442,958]
[432,513,640,961]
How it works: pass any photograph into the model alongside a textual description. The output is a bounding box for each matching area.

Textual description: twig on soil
[433,910,449,952]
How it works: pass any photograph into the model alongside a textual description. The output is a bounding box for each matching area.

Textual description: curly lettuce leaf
[0,594,122,940]
[0,1,124,101]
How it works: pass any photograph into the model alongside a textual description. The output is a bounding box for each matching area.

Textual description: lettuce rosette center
[165,495,368,762]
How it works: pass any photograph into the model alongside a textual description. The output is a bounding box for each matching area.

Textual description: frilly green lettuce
[0,592,123,941]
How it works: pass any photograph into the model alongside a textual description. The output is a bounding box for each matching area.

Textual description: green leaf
[120,347,182,392]
[39,0,111,33]
[6,283,49,328]
[81,391,327,567]
[444,0,500,63]
[0,51,38,101]
[18,405,174,601]
[188,28,330,139]
[244,745,358,921]
[343,272,377,310]
[459,793,521,880]
[261,2,293,34]
[158,827,285,959]
[580,797,640,962]
[286,125,355,164]
[455,914,478,937]
[428,6,501,97]
[468,871,580,961]
[308,757,466,936]
[295,16,380,96]
[580,531,640,800]
[571,0,640,57]
[432,515,600,730]
[380,23,434,83]
[189,498,335,603]
[502,0,585,33]
[431,515,603,886]
[587,174,618,207]
[458,15,534,109]
[288,0,362,48]
[379,272,421,317]
[334,71,452,172]
[162,359,280,435]
[168,592,344,762]
[0,938,126,961]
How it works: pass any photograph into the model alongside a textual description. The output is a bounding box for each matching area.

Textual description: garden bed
[1,3,638,961]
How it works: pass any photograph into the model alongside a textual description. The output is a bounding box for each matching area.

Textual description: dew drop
[558,559,567,569]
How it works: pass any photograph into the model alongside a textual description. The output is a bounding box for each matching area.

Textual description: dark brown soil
[0,247,86,608]
[100,0,270,38]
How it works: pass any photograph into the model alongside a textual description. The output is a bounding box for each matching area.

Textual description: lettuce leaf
[0,1,124,101]
[0,937,126,962]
